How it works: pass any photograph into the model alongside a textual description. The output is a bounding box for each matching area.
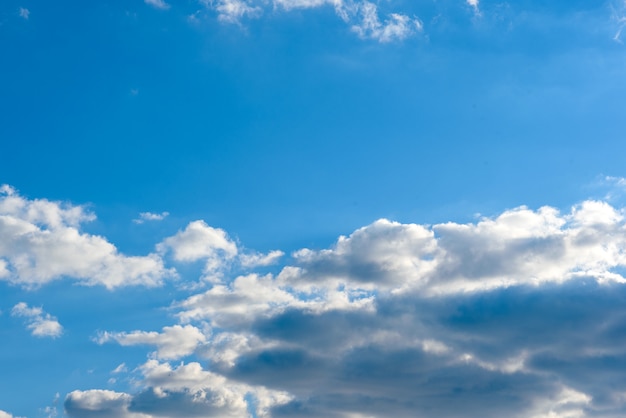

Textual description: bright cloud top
[0,185,174,289]
[11,302,63,338]
[198,0,423,42]
[57,192,626,417]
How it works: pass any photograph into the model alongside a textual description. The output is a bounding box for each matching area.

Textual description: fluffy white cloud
[0,410,13,418]
[144,0,170,10]
[11,302,63,338]
[96,325,206,360]
[0,186,174,289]
[157,220,237,275]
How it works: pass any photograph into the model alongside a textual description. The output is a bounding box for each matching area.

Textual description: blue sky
[2,0,626,417]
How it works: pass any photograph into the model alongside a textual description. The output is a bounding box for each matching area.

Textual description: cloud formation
[66,198,626,417]
[0,185,174,289]
[11,302,63,338]
[198,0,422,42]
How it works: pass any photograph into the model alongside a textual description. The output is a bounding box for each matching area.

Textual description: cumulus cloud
[133,211,169,224]
[198,0,422,43]
[96,325,206,360]
[144,0,170,10]
[65,361,291,418]
[11,302,63,338]
[0,410,13,418]
[0,185,174,289]
[157,220,237,276]
[65,199,626,417]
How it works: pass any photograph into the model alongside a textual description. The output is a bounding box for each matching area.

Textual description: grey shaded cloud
[65,199,626,417]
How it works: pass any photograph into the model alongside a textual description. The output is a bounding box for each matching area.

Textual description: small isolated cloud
[18,7,30,19]
[11,302,63,338]
[112,363,128,374]
[133,211,169,224]
[144,0,170,10]
[96,325,206,360]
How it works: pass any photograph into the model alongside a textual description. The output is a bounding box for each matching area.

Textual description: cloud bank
[55,191,626,417]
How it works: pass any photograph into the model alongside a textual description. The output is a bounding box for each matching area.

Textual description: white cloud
[18,7,29,20]
[351,1,423,43]
[202,0,262,23]
[144,0,170,10]
[239,249,284,268]
[0,411,13,418]
[198,0,423,43]
[158,220,237,274]
[0,185,174,289]
[466,0,480,15]
[132,211,169,224]
[65,390,148,418]
[96,325,206,360]
[11,302,63,338]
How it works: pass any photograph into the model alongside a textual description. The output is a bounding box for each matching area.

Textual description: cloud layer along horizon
[4,186,626,417]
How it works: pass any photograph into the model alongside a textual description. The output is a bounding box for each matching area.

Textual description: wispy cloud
[199,0,423,43]
[11,302,63,338]
[18,7,30,20]
[133,211,169,224]
[144,0,170,10]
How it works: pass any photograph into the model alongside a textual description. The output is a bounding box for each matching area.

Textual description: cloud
[157,220,237,275]
[11,302,63,338]
[144,0,170,11]
[201,0,262,23]
[239,250,284,268]
[351,1,423,43]
[18,7,29,20]
[96,325,206,360]
[65,361,291,418]
[64,390,148,418]
[0,411,13,418]
[64,198,626,416]
[466,0,480,15]
[133,211,169,224]
[198,0,423,43]
[0,185,174,289]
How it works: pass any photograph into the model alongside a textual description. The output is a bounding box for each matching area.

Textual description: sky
[2,0,626,417]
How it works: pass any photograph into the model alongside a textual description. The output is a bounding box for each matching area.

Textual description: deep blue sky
[2,1,626,417]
